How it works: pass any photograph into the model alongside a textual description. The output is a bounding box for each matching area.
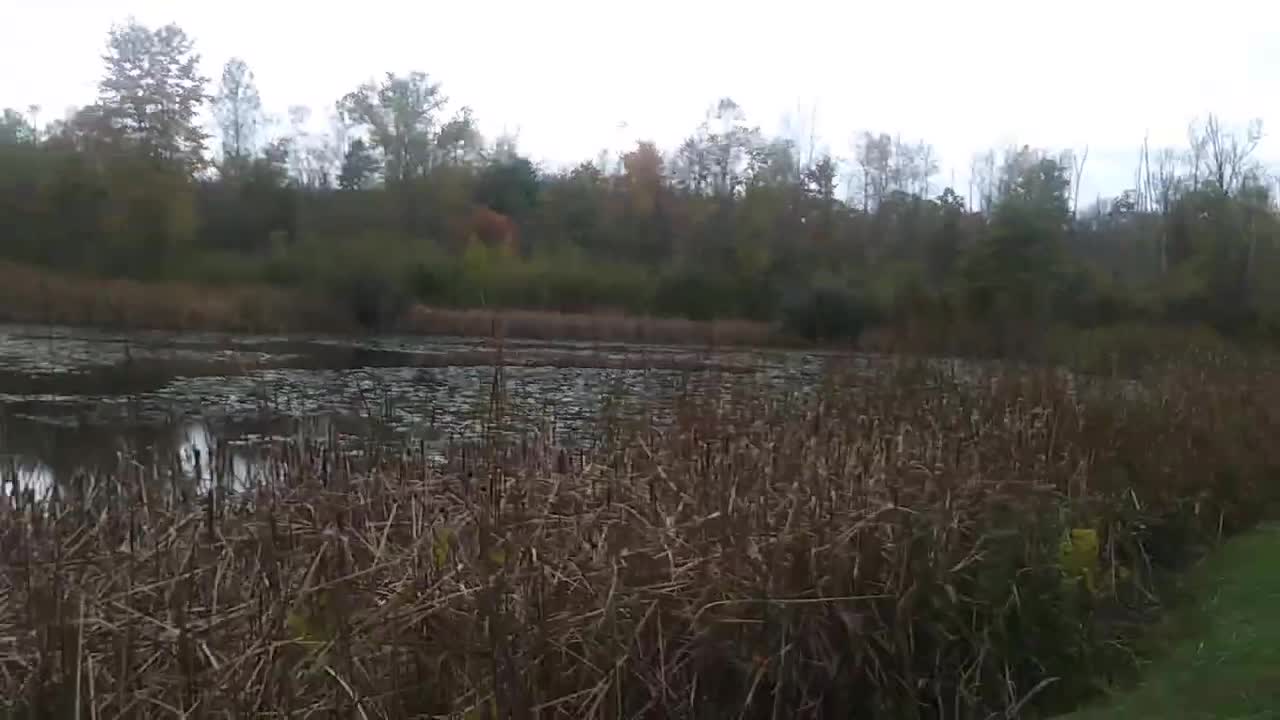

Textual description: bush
[270,232,426,329]
[652,266,741,321]
[335,267,409,330]
[781,283,881,342]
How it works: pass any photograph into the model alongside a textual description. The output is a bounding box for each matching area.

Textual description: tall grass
[0,259,778,345]
[0,260,345,333]
[401,306,775,347]
[3,360,1280,717]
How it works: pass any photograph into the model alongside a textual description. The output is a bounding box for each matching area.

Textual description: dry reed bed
[0,260,778,346]
[401,306,775,348]
[0,260,343,333]
[3,363,1280,718]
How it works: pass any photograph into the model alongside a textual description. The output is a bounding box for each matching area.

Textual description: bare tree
[703,98,758,198]
[1186,120,1208,192]
[779,99,820,171]
[855,132,892,210]
[26,105,40,142]
[917,142,938,198]
[969,150,996,214]
[213,58,262,164]
[1137,136,1180,274]
[1068,146,1088,219]
[1201,114,1263,196]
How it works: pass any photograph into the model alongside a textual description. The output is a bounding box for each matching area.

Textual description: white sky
[4,0,1280,202]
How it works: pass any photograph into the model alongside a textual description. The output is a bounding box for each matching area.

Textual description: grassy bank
[1070,525,1280,719]
[4,359,1280,716]
[0,260,777,346]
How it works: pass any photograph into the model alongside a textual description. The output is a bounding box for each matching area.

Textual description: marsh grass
[0,260,778,346]
[0,260,344,333]
[3,360,1280,718]
[400,306,776,348]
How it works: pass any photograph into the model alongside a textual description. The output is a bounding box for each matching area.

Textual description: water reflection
[2,413,349,495]
[2,456,55,501]
[177,421,256,492]
[0,322,837,490]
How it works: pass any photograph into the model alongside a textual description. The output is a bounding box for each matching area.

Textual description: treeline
[3,20,1280,348]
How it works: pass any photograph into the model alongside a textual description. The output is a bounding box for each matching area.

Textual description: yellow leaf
[488,547,507,566]
[432,528,454,569]
[286,605,328,646]
[1059,528,1100,592]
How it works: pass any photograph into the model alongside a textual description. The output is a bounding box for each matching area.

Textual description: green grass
[1070,526,1280,720]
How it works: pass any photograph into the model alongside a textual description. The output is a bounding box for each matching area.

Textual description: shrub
[333,268,406,329]
[780,282,880,342]
[653,266,742,321]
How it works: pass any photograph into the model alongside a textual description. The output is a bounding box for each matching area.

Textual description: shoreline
[0,260,781,348]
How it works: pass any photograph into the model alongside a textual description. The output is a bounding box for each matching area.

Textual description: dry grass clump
[401,305,776,348]
[3,362,1280,718]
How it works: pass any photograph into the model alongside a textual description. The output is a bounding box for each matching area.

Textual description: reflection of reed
[0,455,54,508]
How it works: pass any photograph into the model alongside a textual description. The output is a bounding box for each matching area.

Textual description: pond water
[0,324,839,495]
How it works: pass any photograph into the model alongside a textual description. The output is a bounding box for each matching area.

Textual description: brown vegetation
[3,359,1279,717]
[0,261,345,333]
[0,260,778,346]
[391,348,757,374]
[401,305,775,347]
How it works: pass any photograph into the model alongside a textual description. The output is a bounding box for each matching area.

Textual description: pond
[0,324,839,495]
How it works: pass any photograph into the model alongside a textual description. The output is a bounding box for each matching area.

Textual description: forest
[2,19,1279,350]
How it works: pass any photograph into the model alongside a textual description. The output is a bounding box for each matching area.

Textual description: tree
[747,139,800,189]
[970,150,997,214]
[1200,114,1263,197]
[929,188,967,285]
[964,151,1072,344]
[339,138,379,190]
[476,155,539,219]
[803,155,838,202]
[0,109,36,145]
[97,20,209,174]
[997,146,1071,228]
[283,105,334,188]
[672,136,711,194]
[213,58,263,168]
[620,142,665,215]
[437,107,484,165]
[703,98,759,198]
[340,72,445,185]
[856,132,893,211]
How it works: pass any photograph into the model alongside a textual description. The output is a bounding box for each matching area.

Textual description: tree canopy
[3,20,1280,342]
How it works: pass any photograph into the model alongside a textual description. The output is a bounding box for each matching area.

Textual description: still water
[0,324,833,495]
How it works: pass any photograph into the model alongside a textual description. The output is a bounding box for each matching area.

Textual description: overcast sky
[4,0,1279,202]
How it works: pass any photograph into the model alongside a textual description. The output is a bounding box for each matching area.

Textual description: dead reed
[3,361,1280,718]
[400,306,776,348]
[0,260,779,347]
[0,261,344,334]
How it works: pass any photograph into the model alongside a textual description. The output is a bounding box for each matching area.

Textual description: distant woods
[3,19,1280,346]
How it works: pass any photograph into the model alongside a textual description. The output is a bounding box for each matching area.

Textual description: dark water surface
[0,324,837,495]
